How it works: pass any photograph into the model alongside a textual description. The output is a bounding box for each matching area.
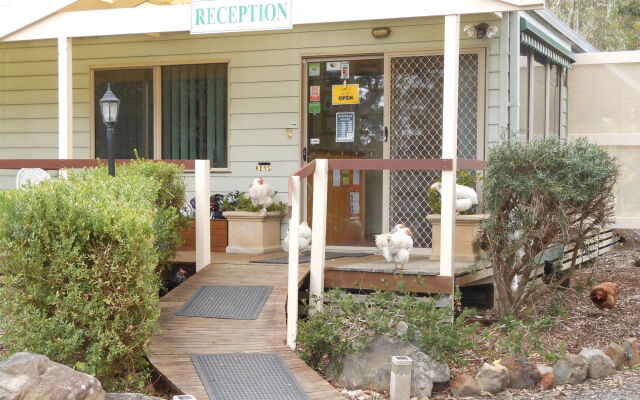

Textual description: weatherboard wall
[0,14,503,207]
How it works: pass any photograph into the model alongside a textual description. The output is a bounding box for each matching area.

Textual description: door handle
[384,127,389,142]
[302,147,307,162]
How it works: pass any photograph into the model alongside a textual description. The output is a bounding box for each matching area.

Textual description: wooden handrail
[328,158,454,171]
[286,158,486,217]
[0,159,196,170]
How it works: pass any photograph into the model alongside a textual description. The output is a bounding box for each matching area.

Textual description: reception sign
[191,0,292,34]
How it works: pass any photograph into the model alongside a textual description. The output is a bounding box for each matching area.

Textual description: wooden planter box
[223,211,283,254]
[179,219,228,252]
[426,214,489,262]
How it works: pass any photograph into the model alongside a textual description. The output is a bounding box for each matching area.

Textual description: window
[519,48,566,141]
[94,69,154,159]
[93,63,228,167]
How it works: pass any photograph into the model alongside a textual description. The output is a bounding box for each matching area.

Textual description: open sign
[332,84,360,105]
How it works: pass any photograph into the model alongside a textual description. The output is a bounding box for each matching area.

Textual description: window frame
[90,59,230,171]
[519,49,565,142]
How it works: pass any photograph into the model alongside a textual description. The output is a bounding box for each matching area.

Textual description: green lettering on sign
[195,8,205,25]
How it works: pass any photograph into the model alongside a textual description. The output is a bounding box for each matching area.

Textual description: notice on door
[332,84,360,105]
[336,112,355,143]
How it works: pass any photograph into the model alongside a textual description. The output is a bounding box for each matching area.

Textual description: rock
[450,374,480,397]
[623,338,640,367]
[536,364,553,376]
[553,354,589,385]
[334,336,450,398]
[579,348,616,379]
[0,352,106,400]
[393,321,409,336]
[539,371,555,389]
[537,364,555,389]
[107,394,164,400]
[605,343,626,370]
[500,354,539,389]
[475,363,509,394]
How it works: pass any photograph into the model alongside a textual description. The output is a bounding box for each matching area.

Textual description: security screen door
[385,52,481,248]
[305,52,482,248]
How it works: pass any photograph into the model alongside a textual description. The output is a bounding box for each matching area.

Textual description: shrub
[0,169,161,391]
[222,192,287,213]
[296,289,477,376]
[427,169,477,215]
[481,138,618,318]
[118,159,189,273]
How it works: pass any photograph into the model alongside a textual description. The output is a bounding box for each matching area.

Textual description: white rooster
[249,177,276,213]
[283,221,313,254]
[429,182,478,213]
[375,225,413,270]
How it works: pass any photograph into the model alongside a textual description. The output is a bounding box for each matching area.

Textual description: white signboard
[336,112,355,143]
[191,0,292,34]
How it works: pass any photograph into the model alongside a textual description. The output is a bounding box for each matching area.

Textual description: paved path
[149,253,344,400]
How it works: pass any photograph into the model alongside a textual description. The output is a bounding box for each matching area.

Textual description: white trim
[574,51,640,65]
[569,133,640,146]
[286,175,301,349]
[195,159,211,272]
[439,14,460,278]
[309,158,328,312]
[3,0,544,42]
[58,36,73,159]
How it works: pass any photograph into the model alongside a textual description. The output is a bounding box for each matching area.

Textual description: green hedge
[118,159,189,273]
[0,169,162,391]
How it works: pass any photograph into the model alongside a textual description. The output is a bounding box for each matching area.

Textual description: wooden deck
[149,253,345,400]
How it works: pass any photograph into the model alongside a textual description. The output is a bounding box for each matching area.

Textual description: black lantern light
[98,83,120,176]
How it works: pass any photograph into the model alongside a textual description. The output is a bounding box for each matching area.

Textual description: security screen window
[94,68,154,159]
[161,63,228,167]
[548,64,561,138]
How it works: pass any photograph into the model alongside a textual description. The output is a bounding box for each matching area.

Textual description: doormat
[191,353,309,400]
[250,251,372,264]
[176,285,272,320]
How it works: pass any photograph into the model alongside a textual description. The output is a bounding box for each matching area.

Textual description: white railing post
[309,159,328,312]
[195,159,211,272]
[287,175,301,349]
[440,14,460,280]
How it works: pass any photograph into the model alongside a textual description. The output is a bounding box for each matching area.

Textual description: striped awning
[520,18,576,69]
[521,31,574,69]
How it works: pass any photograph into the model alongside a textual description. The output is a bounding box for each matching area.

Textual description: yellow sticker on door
[332,84,360,105]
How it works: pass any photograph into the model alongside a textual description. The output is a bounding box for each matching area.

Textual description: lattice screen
[389,53,479,248]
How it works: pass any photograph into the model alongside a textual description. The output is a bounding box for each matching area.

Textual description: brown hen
[590,282,620,309]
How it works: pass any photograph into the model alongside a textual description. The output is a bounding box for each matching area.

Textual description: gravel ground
[492,369,640,400]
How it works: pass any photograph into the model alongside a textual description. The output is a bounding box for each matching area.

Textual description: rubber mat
[250,251,372,264]
[191,353,309,400]
[176,285,272,320]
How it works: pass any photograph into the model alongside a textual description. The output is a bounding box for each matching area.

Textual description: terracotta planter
[222,211,284,254]
[426,214,489,262]
[179,219,228,252]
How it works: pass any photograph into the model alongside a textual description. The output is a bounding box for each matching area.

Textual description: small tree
[481,138,618,318]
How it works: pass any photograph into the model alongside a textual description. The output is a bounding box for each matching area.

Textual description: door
[385,51,483,248]
[305,57,384,246]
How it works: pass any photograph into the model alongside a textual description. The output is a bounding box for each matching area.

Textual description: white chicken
[429,182,478,213]
[375,225,413,270]
[249,177,276,213]
[283,221,313,254]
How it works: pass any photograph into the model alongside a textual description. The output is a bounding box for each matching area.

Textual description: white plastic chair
[15,168,51,188]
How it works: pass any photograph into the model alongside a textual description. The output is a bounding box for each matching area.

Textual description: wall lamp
[463,23,499,39]
[372,27,391,38]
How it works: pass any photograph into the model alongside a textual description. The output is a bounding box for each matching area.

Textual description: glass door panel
[306,58,384,246]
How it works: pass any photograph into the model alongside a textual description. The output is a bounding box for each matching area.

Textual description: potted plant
[179,194,229,252]
[222,192,287,254]
[426,170,488,262]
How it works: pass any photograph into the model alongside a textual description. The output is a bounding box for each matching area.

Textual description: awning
[520,18,576,69]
